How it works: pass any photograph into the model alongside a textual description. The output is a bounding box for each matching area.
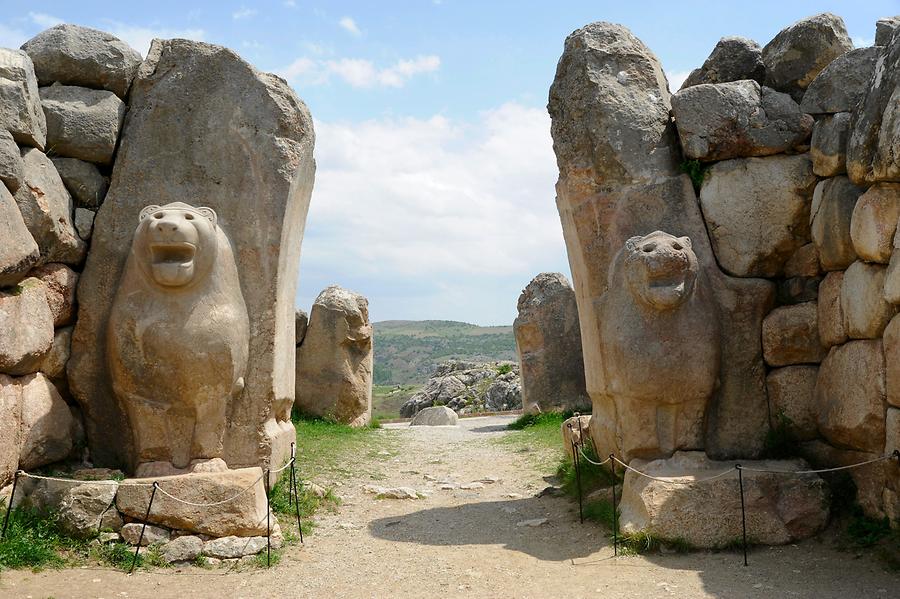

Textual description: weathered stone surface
[850,183,900,263]
[876,17,900,46]
[810,177,864,271]
[202,535,268,559]
[514,272,589,413]
[0,184,39,287]
[801,440,887,518]
[673,81,812,161]
[161,535,203,563]
[841,261,896,338]
[700,155,816,277]
[0,375,21,487]
[400,360,521,416]
[883,315,900,408]
[116,467,269,537]
[58,482,118,538]
[21,24,142,99]
[818,271,847,347]
[74,208,94,240]
[31,263,78,326]
[619,451,828,547]
[14,148,86,266]
[800,47,879,114]
[295,286,372,426]
[107,203,250,472]
[52,157,108,209]
[69,40,315,474]
[816,340,886,453]
[550,22,774,461]
[40,326,72,380]
[40,85,125,166]
[847,27,900,184]
[0,278,53,375]
[295,308,308,346]
[0,48,46,149]
[766,366,819,441]
[409,406,458,426]
[761,13,853,101]
[0,129,24,193]
[121,522,170,546]
[811,113,850,177]
[562,414,592,458]
[762,303,825,366]
[18,373,74,469]
[680,36,765,89]
[783,243,820,278]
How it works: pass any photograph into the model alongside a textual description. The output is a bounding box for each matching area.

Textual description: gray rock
[0,375,21,487]
[875,17,900,46]
[31,263,78,327]
[672,81,812,161]
[202,535,268,559]
[52,157,108,209]
[762,303,825,366]
[121,522,170,546]
[409,406,459,426]
[98,508,123,532]
[0,184,39,287]
[40,85,125,166]
[295,308,308,346]
[0,129,24,193]
[21,24,141,99]
[680,36,765,89]
[400,360,521,417]
[68,39,316,472]
[841,261,896,339]
[818,271,848,347]
[74,208,94,240]
[14,148,86,266]
[783,243,820,278]
[0,278,53,375]
[810,177,865,271]
[762,12,854,101]
[161,535,203,564]
[58,482,118,538]
[0,48,46,150]
[41,326,72,380]
[484,377,521,412]
[699,154,816,277]
[800,47,879,114]
[850,183,900,263]
[810,112,850,177]
[18,372,74,470]
[766,366,819,441]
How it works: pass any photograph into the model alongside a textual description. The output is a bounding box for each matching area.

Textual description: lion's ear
[139,205,160,221]
[679,236,692,249]
[624,236,643,252]
[196,207,217,227]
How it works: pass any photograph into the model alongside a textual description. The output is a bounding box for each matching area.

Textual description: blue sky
[2,1,897,324]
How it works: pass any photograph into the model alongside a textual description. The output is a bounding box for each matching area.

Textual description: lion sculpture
[108,202,249,476]
[596,231,721,461]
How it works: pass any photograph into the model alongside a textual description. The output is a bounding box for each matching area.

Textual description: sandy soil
[2,415,898,598]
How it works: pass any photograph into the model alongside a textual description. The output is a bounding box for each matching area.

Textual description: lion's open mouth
[150,242,196,265]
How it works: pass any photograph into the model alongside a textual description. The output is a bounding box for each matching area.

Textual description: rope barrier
[611,457,739,485]
[152,472,265,507]
[18,472,154,486]
[736,454,893,474]
[576,449,612,467]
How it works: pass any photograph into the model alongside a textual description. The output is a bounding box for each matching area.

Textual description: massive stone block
[18,372,74,470]
[513,272,589,413]
[761,303,825,366]
[549,22,773,461]
[0,48,46,150]
[800,47,879,114]
[0,374,22,487]
[0,278,53,375]
[766,366,819,441]
[295,285,372,426]
[841,261,896,338]
[817,271,847,347]
[884,315,900,408]
[0,183,39,288]
[52,157,108,209]
[0,129,24,193]
[810,176,864,271]
[810,113,850,177]
[680,36,765,89]
[31,263,78,327]
[850,183,900,263]
[69,40,315,474]
[39,84,126,166]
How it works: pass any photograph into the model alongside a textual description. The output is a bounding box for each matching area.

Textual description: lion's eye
[185,213,194,220]
[642,244,655,253]
[672,242,682,251]
[153,213,163,219]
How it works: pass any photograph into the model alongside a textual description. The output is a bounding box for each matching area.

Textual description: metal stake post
[737,465,748,566]
[289,443,296,507]
[290,459,304,543]
[610,455,618,557]
[265,468,272,567]
[569,423,584,524]
[129,482,159,574]
[1,470,22,539]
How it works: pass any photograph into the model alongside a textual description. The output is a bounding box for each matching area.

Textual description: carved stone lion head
[623,230,698,310]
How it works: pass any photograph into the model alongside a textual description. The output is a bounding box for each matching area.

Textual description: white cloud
[28,12,63,28]
[853,35,874,48]
[284,0,296,6]
[104,22,206,56]
[0,23,28,48]
[665,70,691,91]
[338,16,361,36]
[279,54,441,88]
[280,57,317,80]
[232,7,258,20]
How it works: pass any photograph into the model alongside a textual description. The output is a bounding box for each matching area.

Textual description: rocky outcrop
[680,37,765,89]
[514,272,588,413]
[295,285,372,426]
[400,360,521,417]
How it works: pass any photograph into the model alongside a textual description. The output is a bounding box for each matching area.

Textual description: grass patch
[762,411,799,459]
[496,411,570,473]
[292,412,398,480]
[496,363,513,375]
[372,384,420,420]
[679,159,708,192]
[0,507,68,570]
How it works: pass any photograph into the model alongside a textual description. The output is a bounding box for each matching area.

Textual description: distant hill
[373,320,517,385]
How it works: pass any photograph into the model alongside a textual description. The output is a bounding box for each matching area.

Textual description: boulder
[801,440,887,519]
[841,261,896,338]
[816,340,886,453]
[115,467,269,537]
[699,155,816,277]
[761,13,853,102]
[0,375,22,487]
[120,522,170,546]
[817,271,847,347]
[850,183,900,263]
[51,157,108,209]
[295,308,308,346]
[161,535,203,563]
[810,177,865,271]
[876,17,900,46]
[680,36,765,89]
[15,476,74,511]
[409,406,458,426]
[21,24,142,99]
[562,414,593,458]
[0,183,39,288]
[14,148,86,266]
[202,535,269,559]
[762,303,825,366]
[619,451,828,547]
[18,372,74,469]
[0,48,46,149]
[513,272,589,413]
[40,326,72,380]
[58,482,118,538]
[0,129,24,193]
[800,47,879,114]
[40,85,126,166]
[810,112,850,177]
[74,208,94,240]
[484,377,521,411]
[0,278,53,375]
[783,243,820,278]
[847,26,900,184]
[400,361,521,416]
[672,81,812,161]
[31,263,78,326]
[295,286,372,426]
[69,39,315,473]
[883,315,900,408]
[766,366,819,441]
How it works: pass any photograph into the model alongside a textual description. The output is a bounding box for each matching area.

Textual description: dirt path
[3,415,898,598]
